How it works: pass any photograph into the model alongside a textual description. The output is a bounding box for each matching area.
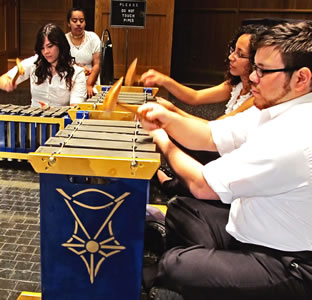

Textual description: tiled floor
[0,84,225,300]
[0,161,41,300]
[0,159,163,300]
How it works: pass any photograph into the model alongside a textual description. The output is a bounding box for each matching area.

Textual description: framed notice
[110,0,146,28]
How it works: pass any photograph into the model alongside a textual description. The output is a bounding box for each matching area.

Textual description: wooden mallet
[103,76,140,116]
[124,57,138,86]
[12,58,24,85]
[103,76,124,113]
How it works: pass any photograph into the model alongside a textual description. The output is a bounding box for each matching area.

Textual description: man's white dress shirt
[203,93,312,251]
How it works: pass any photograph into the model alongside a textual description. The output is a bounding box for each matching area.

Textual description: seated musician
[139,21,312,300]
[141,24,266,197]
[0,23,87,107]
[140,24,264,118]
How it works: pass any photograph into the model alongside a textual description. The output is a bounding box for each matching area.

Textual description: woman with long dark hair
[0,23,87,106]
[141,24,266,119]
[142,24,267,197]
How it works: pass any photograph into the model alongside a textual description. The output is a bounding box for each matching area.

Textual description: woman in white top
[66,8,101,98]
[140,24,268,120]
[0,23,87,106]
[141,25,267,197]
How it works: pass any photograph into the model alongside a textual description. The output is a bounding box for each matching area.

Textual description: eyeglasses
[252,64,298,78]
[229,47,249,59]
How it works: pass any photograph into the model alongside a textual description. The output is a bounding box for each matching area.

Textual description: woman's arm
[140,69,232,105]
[0,56,35,92]
[138,102,217,152]
[157,95,254,124]
[156,97,209,123]
[86,52,100,98]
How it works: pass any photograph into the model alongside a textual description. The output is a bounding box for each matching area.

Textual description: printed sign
[110,0,146,28]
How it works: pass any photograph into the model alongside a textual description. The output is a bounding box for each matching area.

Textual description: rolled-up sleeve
[209,107,259,155]
[202,115,311,204]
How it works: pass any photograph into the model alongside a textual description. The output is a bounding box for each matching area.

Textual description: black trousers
[154,197,312,300]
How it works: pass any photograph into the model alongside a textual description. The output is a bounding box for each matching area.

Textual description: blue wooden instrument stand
[40,173,149,300]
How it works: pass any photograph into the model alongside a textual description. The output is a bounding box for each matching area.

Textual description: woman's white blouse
[225,82,252,114]
[7,55,87,107]
[66,31,101,85]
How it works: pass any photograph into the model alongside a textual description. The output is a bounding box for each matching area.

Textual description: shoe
[144,220,166,261]
[150,165,175,190]
[161,177,193,198]
[158,166,193,198]
[149,165,174,205]
[148,286,184,300]
[159,166,175,178]
[143,220,166,292]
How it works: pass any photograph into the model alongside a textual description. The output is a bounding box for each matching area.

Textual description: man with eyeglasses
[139,21,312,300]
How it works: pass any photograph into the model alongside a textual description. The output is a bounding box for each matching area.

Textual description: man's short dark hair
[254,21,312,72]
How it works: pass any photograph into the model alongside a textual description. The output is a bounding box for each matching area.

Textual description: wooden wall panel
[20,0,73,57]
[240,0,297,9]
[6,0,312,85]
[5,0,19,58]
[95,0,175,78]
[0,0,18,73]
[171,1,312,85]
[176,0,238,10]
[296,0,312,9]
[0,0,7,74]
[171,4,239,85]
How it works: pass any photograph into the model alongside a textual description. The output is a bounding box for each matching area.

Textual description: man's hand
[149,128,170,150]
[138,102,173,131]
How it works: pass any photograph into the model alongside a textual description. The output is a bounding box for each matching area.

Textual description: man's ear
[294,67,312,92]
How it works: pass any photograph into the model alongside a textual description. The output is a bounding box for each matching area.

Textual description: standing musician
[66,7,101,98]
[139,21,312,300]
[0,23,87,107]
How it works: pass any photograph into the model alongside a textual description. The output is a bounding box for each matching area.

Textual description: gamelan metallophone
[0,104,71,160]
[68,85,158,121]
[92,85,157,105]
[28,118,160,300]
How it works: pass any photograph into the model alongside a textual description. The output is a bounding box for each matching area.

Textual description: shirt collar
[264,92,312,119]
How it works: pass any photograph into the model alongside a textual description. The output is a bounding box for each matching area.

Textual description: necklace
[69,32,85,50]
[70,32,84,39]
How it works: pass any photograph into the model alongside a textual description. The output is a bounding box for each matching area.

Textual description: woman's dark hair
[224,24,268,86]
[67,7,86,23]
[34,23,75,90]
